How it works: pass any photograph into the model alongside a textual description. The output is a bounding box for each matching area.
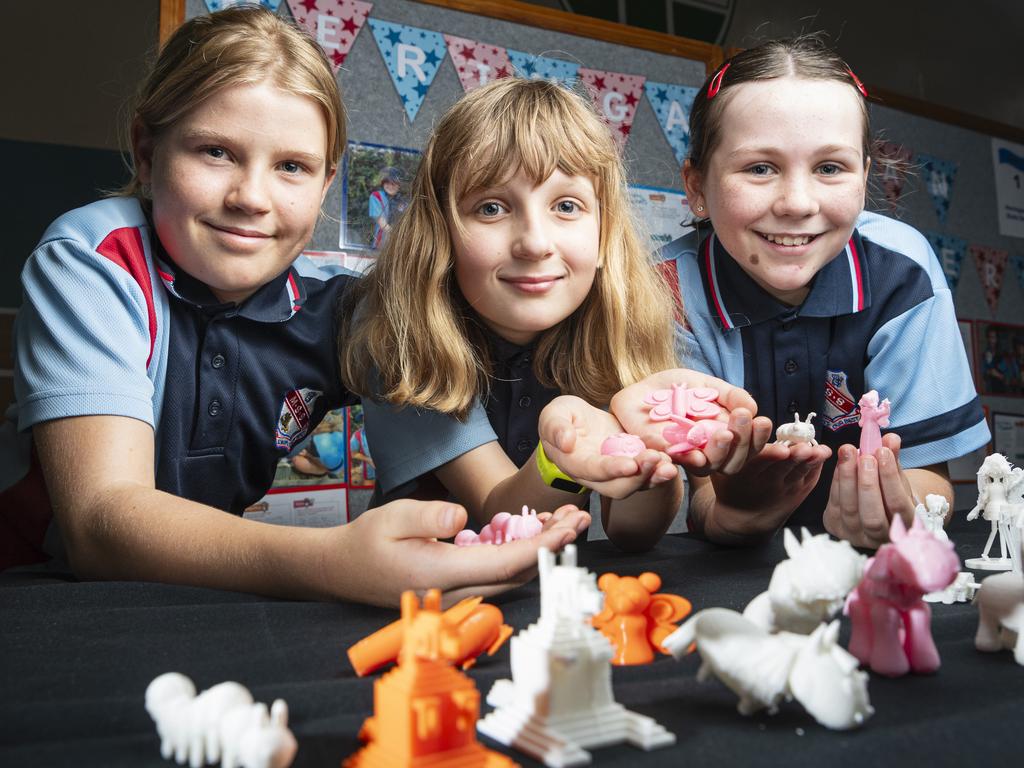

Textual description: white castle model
[477,545,675,767]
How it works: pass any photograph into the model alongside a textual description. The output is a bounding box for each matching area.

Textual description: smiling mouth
[208,223,271,239]
[758,232,818,247]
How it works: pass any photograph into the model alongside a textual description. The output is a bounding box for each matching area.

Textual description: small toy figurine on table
[347,596,512,676]
[661,610,873,730]
[844,514,960,676]
[742,528,865,635]
[974,528,1024,665]
[774,412,817,447]
[345,590,517,768]
[966,453,1024,571]
[478,546,675,767]
[454,506,543,547]
[591,572,692,665]
[643,382,729,457]
[857,390,890,457]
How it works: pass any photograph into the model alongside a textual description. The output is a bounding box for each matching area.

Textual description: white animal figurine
[966,453,1024,570]
[974,565,1024,666]
[478,545,675,767]
[915,494,950,540]
[145,674,296,768]
[774,412,817,446]
[662,609,873,731]
[924,571,980,604]
[742,528,866,634]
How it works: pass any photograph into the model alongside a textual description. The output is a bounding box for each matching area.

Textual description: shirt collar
[153,240,306,322]
[699,229,871,331]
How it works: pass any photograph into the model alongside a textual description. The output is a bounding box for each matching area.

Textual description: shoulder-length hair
[340,78,676,419]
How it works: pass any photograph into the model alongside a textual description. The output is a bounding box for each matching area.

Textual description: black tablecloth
[3,517,1022,767]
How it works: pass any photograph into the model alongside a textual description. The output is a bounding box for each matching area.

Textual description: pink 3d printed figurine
[857,390,890,457]
[643,383,728,456]
[454,506,543,546]
[600,433,647,458]
[844,514,960,676]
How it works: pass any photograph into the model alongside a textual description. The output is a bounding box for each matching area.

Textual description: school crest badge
[275,387,323,451]
[821,370,860,431]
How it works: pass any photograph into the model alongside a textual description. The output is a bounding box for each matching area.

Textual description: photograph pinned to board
[340,142,421,252]
[347,404,375,489]
[974,320,1024,397]
[627,184,694,249]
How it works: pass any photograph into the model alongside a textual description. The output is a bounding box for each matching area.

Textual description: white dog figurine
[774,412,817,446]
[743,528,866,634]
[662,608,873,731]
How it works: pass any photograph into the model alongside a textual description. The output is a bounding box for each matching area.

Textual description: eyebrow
[181,129,325,165]
[728,144,861,158]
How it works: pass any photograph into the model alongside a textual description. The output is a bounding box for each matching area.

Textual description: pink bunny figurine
[454,506,544,546]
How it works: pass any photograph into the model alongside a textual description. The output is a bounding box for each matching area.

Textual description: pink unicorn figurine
[844,514,959,676]
[454,506,543,546]
[857,390,890,457]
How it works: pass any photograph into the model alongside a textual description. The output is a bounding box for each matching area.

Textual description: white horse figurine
[662,609,873,731]
[742,528,866,634]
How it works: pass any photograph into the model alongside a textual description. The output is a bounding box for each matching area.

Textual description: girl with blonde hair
[342,78,760,551]
[0,7,587,606]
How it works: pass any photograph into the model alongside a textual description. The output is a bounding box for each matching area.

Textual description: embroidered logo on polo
[275,388,323,450]
[822,370,860,431]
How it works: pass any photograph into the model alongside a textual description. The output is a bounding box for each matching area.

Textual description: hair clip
[706,63,730,100]
[846,67,868,98]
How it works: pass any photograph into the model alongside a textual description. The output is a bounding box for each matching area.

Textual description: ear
[131,119,155,185]
[889,513,906,541]
[597,573,619,591]
[638,572,662,593]
[783,527,801,558]
[681,160,704,212]
[800,527,813,543]
[321,165,338,205]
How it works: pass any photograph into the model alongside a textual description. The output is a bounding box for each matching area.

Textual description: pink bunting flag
[971,245,1009,315]
[444,34,512,92]
[577,68,646,152]
[286,0,372,72]
[876,141,913,214]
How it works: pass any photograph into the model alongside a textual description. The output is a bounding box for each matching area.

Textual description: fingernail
[735,415,750,427]
[441,506,456,529]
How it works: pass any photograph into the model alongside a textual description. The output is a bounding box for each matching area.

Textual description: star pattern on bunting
[445,34,513,93]
[369,19,448,121]
[285,0,373,73]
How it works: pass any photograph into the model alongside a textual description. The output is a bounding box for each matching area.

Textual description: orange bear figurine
[347,596,512,676]
[344,589,517,768]
[591,572,692,665]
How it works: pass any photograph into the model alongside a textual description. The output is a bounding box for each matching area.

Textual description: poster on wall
[974,320,1024,397]
[992,138,1024,239]
[992,412,1024,466]
[347,404,376,489]
[340,142,421,252]
[627,185,693,249]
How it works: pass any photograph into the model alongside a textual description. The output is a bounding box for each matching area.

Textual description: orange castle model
[344,590,518,768]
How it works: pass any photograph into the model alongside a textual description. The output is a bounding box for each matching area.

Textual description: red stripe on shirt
[704,237,730,329]
[97,227,157,367]
[849,237,865,311]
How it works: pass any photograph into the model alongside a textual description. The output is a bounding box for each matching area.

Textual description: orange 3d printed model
[348,596,512,676]
[591,572,692,665]
[344,590,518,768]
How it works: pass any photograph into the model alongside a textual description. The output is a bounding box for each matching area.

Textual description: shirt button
[518,396,532,409]
[784,359,798,374]
[788,401,799,414]
[208,399,222,417]
[516,439,532,454]
[211,354,226,369]
[782,321,794,332]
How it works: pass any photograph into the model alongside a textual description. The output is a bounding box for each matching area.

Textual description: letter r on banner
[397,44,427,80]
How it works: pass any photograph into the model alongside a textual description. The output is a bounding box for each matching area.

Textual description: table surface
[3,516,1022,768]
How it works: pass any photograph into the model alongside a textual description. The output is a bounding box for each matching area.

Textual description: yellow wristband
[536,441,588,495]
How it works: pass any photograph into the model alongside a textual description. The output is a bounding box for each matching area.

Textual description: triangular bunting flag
[917,153,958,224]
[971,245,1009,315]
[506,50,579,87]
[444,34,512,92]
[206,0,282,10]
[876,141,912,215]
[924,232,967,292]
[643,81,698,166]
[577,68,645,152]
[286,0,372,72]
[368,19,447,122]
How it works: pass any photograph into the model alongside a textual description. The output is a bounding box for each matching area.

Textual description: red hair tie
[847,67,868,98]
[707,63,730,99]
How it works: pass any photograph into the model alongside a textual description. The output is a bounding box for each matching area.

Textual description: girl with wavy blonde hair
[341,77,702,551]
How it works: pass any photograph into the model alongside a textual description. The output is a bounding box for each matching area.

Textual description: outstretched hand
[539,395,678,499]
[334,499,591,607]
[609,368,773,476]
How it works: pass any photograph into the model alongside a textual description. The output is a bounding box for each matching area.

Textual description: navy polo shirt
[155,252,357,514]
[663,211,989,529]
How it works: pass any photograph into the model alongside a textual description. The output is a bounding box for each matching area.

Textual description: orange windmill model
[344,589,518,768]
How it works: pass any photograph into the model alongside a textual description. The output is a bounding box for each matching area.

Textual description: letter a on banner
[286,0,373,72]
[643,81,698,167]
[444,34,512,92]
[577,68,646,152]
[368,19,447,121]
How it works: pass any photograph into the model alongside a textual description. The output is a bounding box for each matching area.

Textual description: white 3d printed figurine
[774,412,818,446]
[145,673,296,768]
[974,531,1024,665]
[477,545,675,767]
[915,494,950,540]
[742,528,866,634]
[966,453,1024,571]
[662,609,873,731]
